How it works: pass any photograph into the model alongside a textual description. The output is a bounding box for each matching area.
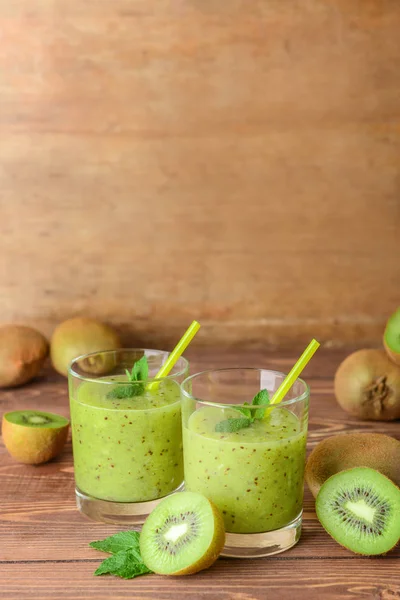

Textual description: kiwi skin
[172,499,225,576]
[334,349,400,421]
[384,307,400,366]
[306,433,400,499]
[316,467,400,556]
[140,493,225,576]
[51,317,121,377]
[2,411,69,465]
[0,325,49,388]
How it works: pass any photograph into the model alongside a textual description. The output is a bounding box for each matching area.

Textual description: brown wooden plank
[0,559,399,600]
[1,1,400,346]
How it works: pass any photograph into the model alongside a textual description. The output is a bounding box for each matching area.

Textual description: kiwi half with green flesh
[316,467,400,555]
[384,307,400,366]
[306,433,400,499]
[334,349,400,421]
[2,410,69,465]
[140,492,225,575]
[51,317,121,377]
[0,325,49,388]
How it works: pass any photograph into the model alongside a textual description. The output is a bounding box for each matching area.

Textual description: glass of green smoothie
[181,368,309,557]
[69,349,189,525]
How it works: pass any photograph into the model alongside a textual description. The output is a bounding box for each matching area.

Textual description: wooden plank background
[0,0,399,347]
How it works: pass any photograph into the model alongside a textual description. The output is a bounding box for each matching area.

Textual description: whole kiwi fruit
[306,433,400,498]
[334,349,400,421]
[0,325,49,388]
[51,317,121,377]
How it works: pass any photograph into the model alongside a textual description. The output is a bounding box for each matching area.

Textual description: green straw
[269,338,320,405]
[147,320,201,391]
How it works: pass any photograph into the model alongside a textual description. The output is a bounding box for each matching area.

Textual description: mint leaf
[107,357,148,400]
[90,530,152,580]
[215,417,252,433]
[214,389,271,433]
[236,401,252,419]
[252,389,270,419]
[106,383,143,400]
[94,549,152,579]
[107,384,134,400]
[132,355,148,382]
[90,531,141,555]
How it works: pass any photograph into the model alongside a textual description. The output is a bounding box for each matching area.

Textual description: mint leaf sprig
[215,389,270,433]
[252,389,270,420]
[90,531,152,579]
[107,355,149,400]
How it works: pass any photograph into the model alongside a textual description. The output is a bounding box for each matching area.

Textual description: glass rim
[180,367,310,409]
[68,348,189,384]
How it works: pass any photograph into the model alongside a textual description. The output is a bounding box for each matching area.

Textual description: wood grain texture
[0,1,399,346]
[0,348,399,599]
[1,560,400,600]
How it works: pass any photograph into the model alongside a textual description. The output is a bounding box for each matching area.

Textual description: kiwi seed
[316,467,400,555]
[2,410,69,465]
[140,491,225,575]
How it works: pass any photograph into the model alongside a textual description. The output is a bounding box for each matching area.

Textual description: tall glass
[69,349,189,524]
[181,368,309,557]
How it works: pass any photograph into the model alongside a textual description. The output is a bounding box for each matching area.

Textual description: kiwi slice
[306,433,400,498]
[0,325,49,388]
[50,317,121,377]
[384,307,400,366]
[140,492,225,575]
[2,410,69,465]
[334,349,400,420]
[316,467,400,555]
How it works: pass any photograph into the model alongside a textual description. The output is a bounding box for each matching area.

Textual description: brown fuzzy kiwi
[306,433,400,498]
[2,410,69,465]
[383,307,400,366]
[0,325,49,388]
[334,349,400,421]
[75,350,118,377]
[51,317,121,377]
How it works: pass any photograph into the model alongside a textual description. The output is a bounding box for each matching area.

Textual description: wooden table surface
[0,348,399,600]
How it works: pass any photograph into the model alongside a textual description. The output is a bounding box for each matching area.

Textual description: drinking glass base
[75,483,184,525]
[221,512,302,558]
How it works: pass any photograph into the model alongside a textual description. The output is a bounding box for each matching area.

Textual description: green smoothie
[183,406,307,533]
[70,378,183,503]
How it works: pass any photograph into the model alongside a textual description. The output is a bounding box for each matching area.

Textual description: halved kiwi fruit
[0,325,49,388]
[334,349,400,420]
[306,433,400,498]
[50,317,121,377]
[2,410,69,464]
[384,307,400,366]
[140,492,225,575]
[316,467,400,555]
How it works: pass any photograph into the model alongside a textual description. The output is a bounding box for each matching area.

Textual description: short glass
[181,368,309,557]
[69,349,189,525]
